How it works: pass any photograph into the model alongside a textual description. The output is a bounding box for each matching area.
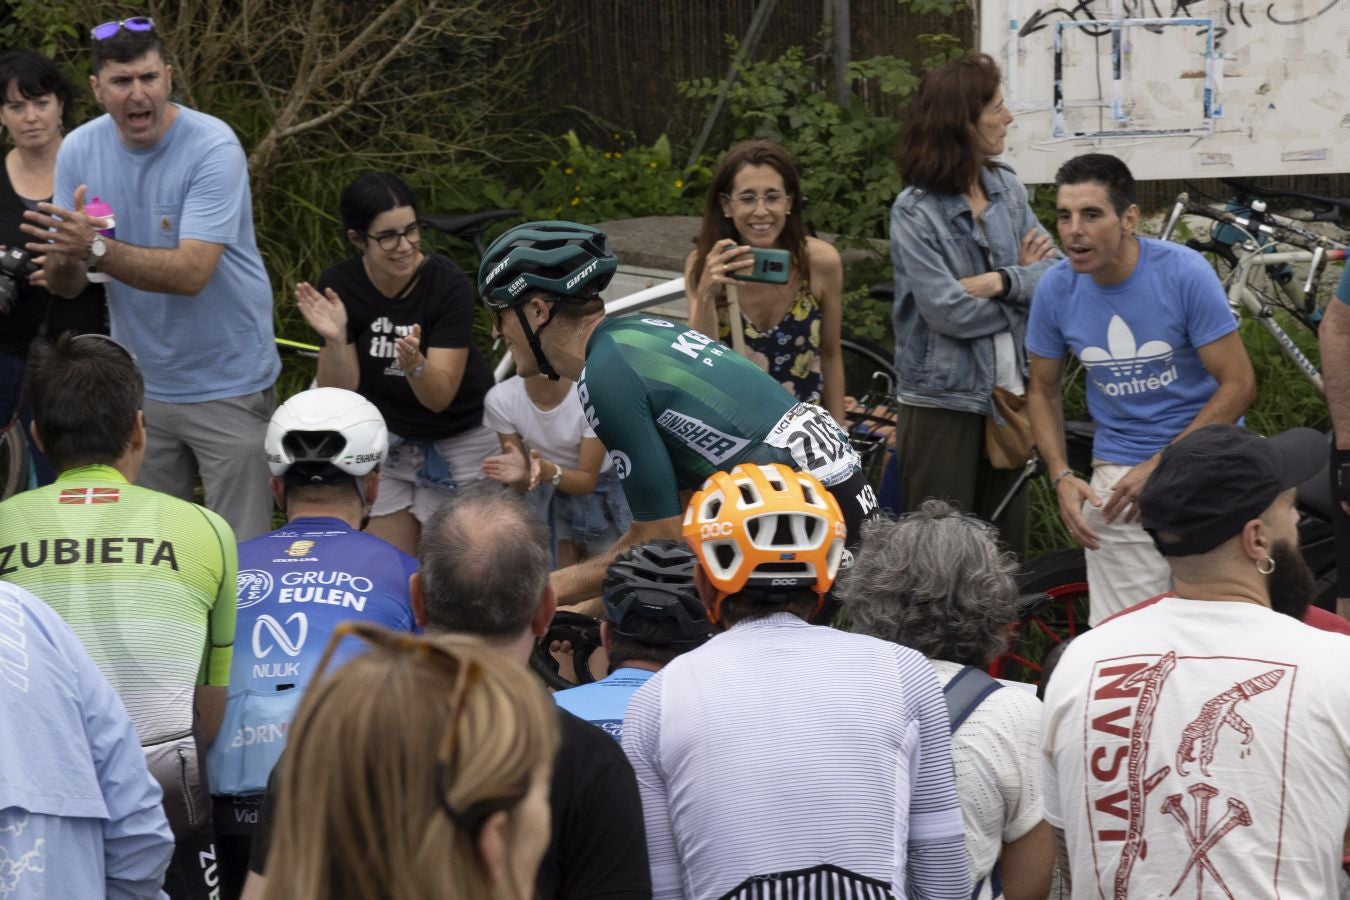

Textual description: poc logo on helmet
[485,255,511,285]
[566,260,598,290]
[700,522,734,538]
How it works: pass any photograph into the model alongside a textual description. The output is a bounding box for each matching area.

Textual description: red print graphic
[1085,654,1293,899]
[1176,668,1286,777]
[1161,786,1253,899]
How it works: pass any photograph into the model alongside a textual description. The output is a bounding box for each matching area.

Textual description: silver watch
[87,234,108,267]
[549,463,563,487]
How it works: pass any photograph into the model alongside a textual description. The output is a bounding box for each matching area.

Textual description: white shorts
[1082,462,1173,626]
[371,425,499,523]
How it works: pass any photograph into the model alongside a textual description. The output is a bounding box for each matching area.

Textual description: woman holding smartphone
[888,53,1057,553]
[685,139,845,424]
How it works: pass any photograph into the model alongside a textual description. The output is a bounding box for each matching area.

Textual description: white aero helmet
[265,387,388,478]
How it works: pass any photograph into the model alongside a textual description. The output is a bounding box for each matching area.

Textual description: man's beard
[1265,539,1316,621]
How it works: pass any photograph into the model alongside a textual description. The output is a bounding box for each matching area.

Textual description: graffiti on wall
[981,0,1348,181]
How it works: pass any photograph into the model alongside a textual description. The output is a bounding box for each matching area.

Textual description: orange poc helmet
[682,463,846,623]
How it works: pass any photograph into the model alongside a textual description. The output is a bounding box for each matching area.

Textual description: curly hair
[839,500,1018,666]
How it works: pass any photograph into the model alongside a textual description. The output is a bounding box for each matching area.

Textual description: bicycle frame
[1160,193,1347,394]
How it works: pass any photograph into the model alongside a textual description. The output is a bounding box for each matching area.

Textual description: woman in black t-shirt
[296,172,496,554]
[0,51,107,485]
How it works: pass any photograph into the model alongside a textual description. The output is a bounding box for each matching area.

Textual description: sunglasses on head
[92,17,156,42]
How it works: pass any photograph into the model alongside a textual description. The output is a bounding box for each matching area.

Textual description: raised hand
[394,323,423,374]
[295,282,348,344]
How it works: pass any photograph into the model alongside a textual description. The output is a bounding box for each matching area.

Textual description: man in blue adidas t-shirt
[554,541,712,740]
[1027,153,1256,625]
[206,388,417,896]
[1319,264,1350,618]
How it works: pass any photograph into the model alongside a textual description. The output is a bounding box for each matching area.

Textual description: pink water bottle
[84,195,115,284]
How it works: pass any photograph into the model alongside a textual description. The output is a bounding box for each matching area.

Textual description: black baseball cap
[1139,425,1324,557]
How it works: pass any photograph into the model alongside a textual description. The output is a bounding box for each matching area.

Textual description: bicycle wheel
[0,421,29,500]
[991,549,1090,688]
[839,332,897,494]
[839,332,895,401]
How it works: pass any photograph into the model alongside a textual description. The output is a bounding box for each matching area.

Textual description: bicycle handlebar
[1169,194,1344,253]
[1219,177,1350,223]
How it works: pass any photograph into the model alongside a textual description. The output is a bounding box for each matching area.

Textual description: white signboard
[981,0,1349,183]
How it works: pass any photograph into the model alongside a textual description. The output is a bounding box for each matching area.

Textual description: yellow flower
[790,351,814,379]
[674,179,684,189]
[570,197,581,206]
[615,152,623,159]
[563,167,574,175]
[649,161,658,169]
[603,152,613,160]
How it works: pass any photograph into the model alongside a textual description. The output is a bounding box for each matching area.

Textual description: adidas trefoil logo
[1081,315,1178,396]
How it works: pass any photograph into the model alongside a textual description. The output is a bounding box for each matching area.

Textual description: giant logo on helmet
[485,255,511,285]
[566,260,598,290]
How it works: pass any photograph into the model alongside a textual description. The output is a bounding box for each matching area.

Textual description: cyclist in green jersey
[478,220,876,607]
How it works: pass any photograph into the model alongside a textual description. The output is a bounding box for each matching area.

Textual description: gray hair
[418,480,551,640]
[839,500,1018,666]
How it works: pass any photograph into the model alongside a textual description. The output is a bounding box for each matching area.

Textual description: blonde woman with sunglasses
[261,623,557,900]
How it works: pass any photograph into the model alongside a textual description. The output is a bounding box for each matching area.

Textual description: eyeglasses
[317,621,529,835]
[722,190,789,210]
[92,17,156,41]
[363,222,421,251]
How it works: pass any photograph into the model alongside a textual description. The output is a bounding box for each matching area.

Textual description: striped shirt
[622,613,970,900]
[0,464,236,745]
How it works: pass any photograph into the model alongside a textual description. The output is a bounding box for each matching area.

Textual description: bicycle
[1158,179,1348,392]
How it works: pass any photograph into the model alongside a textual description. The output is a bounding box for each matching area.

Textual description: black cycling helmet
[478,220,618,309]
[602,540,713,646]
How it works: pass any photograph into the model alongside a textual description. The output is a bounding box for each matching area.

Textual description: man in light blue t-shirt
[554,540,712,740]
[23,19,279,541]
[1027,153,1256,625]
[1319,264,1350,618]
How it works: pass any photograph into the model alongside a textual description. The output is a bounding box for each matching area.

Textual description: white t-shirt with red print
[1042,597,1350,899]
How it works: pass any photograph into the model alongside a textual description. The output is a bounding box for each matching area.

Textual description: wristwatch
[549,462,564,487]
[87,234,108,267]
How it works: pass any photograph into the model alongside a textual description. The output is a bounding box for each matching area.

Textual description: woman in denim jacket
[889,53,1057,553]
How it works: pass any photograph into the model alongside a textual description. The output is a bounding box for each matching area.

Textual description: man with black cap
[1041,424,1350,898]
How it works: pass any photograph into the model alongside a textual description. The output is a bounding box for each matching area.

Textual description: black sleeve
[547,711,653,899]
[422,254,477,350]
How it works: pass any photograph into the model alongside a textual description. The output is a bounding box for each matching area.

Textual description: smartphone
[730,247,791,284]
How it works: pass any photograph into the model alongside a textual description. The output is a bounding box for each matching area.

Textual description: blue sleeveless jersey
[208,518,418,796]
[553,668,655,742]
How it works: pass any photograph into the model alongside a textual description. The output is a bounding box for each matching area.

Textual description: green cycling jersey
[580,316,857,521]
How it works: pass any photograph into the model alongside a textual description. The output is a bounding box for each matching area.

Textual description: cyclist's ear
[531,583,558,639]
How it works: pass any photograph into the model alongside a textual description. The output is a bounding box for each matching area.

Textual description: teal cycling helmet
[478,220,618,309]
